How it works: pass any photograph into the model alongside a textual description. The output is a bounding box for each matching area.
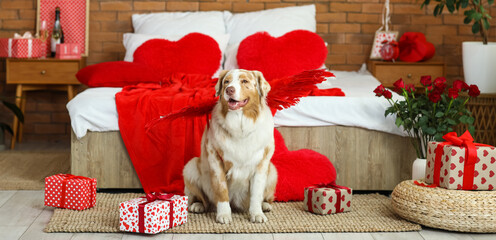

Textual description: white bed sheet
[67,69,405,139]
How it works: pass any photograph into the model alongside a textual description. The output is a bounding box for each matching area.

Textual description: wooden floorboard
[1,190,496,239]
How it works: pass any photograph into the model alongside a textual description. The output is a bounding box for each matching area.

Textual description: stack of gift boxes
[44,173,188,234]
[422,131,496,190]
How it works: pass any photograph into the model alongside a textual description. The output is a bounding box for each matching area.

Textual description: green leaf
[434,5,440,16]
[473,12,483,21]
[483,18,490,30]
[465,9,476,16]
[446,118,457,125]
[446,0,455,13]
[459,115,469,124]
[468,125,475,136]
[472,21,480,34]
[464,16,472,24]
[467,117,475,125]
[473,0,480,5]
[395,117,404,127]
[489,0,494,5]
[435,112,444,118]
[424,127,436,135]
[434,133,444,142]
[2,101,24,123]
[461,0,469,8]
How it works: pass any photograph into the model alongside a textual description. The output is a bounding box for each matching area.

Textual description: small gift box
[303,183,352,215]
[44,174,97,210]
[425,131,496,190]
[0,32,43,58]
[55,43,81,59]
[119,193,188,234]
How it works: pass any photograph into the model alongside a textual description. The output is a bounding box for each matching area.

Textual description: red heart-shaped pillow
[272,129,336,201]
[133,33,222,77]
[398,32,435,62]
[237,30,328,81]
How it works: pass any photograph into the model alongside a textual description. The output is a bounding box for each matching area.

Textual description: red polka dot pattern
[44,174,97,210]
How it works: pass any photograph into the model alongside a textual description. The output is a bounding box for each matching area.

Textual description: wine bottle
[51,7,64,57]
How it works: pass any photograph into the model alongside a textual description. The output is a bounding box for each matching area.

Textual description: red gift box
[55,43,81,59]
[424,131,496,190]
[303,183,352,215]
[119,193,188,234]
[44,174,97,210]
[0,38,43,58]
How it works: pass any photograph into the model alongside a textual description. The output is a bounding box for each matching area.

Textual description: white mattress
[67,69,405,139]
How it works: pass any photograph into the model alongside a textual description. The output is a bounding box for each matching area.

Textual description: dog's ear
[252,70,271,97]
[215,70,230,97]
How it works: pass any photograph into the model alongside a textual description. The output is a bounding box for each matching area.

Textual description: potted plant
[421,0,496,93]
[374,77,480,179]
[0,98,24,150]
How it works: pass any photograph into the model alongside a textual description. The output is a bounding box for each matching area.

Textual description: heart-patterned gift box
[424,132,496,190]
[119,193,188,234]
[303,183,352,215]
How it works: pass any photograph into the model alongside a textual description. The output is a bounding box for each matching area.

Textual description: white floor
[0,190,495,240]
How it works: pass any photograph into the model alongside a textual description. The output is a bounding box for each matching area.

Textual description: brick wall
[0,0,495,142]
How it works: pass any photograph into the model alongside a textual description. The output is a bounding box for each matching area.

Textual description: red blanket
[116,70,344,199]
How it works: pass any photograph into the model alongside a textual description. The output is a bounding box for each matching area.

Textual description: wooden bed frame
[71,125,416,190]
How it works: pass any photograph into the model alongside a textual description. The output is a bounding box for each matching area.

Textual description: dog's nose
[226,86,235,96]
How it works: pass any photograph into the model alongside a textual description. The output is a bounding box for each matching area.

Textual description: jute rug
[0,151,70,190]
[45,193,421,233]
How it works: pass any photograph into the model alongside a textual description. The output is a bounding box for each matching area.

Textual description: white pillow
[132,11,226,36]
[223,5,316,70]
[122,33,230,77]
[224,5,316,45]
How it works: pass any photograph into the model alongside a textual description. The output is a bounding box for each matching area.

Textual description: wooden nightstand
[367,60,446,88]
[6,57,86,149]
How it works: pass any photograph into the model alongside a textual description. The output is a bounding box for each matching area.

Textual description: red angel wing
[266,69,335,112]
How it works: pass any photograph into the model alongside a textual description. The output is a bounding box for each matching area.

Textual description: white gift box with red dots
[303,184,352,215]
[44,174,97,210]
[119,195,188,234]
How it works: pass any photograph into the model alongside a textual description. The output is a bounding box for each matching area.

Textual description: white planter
[412,158,426,180]
[462,42,496,93]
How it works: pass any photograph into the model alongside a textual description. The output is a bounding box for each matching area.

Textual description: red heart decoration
[483,164,488,170]
[490,171,495,177]
[429,147,432,154]
[444,169,448,176]
[329,196,333,203]
[327,209,333,214]
[482,177,487,184]
[316,197,320,202]
[489,184,494,190]
[451,149,457,156]
[440,177,444,183]
[445,155,449,162]
[484,150,489,157]
[473,184,478,189]
[449,177,455,184]
[321,203,326,209]
[474,170,479,177]
[341,195,345,201]
[123,222,130,230]
[133,33,221,78]
[426,174,430,179]
[237,30,327,81]
[476,157,481,163]
[491,157,496,164]
[457,184,462,189]
[128,207,133,212]
[427,161,431,168]
[458,170,464,177]
[347,201,351,207]
[322,191,327,197]
[459,156,465,163]
[450,163,456,170]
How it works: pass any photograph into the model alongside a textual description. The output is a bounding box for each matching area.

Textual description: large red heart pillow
[133,33,222,78]
[272,129,337,201]
[237,30,327,81]
[76,61,162,87]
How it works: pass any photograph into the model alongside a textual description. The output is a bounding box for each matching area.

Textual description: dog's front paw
[250,211,268,223]
[262,202,272,212]
[216,213,232,224]
[189,202,205,213]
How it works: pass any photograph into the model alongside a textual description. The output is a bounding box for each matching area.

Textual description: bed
[68,5,417,191]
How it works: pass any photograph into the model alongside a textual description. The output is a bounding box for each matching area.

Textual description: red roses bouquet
[374,77,480,158]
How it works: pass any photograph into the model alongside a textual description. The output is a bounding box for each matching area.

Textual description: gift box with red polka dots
[303,184,352,215]
[119,194,188,234]
[44,174,97,210]
[425,141,496,190]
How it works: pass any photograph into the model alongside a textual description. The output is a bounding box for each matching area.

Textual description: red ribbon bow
[429,131,490,190]
[58,174,92,208]
[138,192,175,233]
[306,182,350,213]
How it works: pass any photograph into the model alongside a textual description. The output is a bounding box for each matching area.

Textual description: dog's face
[215,69,271,111]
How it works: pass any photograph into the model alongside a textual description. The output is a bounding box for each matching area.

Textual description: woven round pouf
[391,180,496,233]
